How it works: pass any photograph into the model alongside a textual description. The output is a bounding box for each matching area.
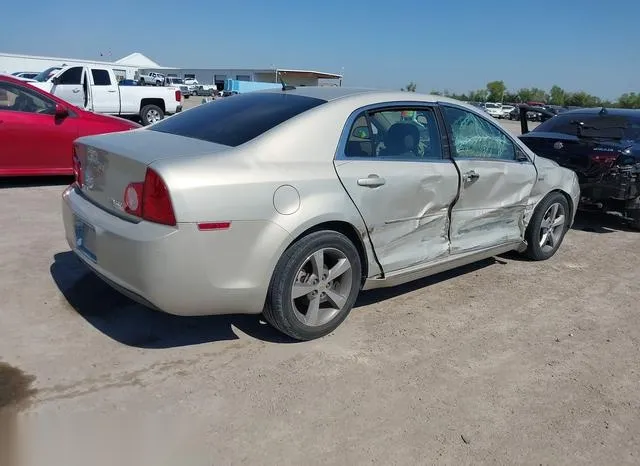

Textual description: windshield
[33,67,62,82]
[485,103,500,109]
[168,78,184,84]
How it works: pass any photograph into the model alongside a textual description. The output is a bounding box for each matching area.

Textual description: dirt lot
[1,119,638,464]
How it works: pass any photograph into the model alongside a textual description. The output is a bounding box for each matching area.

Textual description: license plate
[74,217,97,262]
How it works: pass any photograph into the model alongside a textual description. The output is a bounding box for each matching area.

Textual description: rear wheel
[264,230,362,341]
[140,105,164,126]
[525,192,570,260]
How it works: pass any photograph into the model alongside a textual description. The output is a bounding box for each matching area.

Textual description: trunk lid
[519,132,624,178]
[75,129,230,220]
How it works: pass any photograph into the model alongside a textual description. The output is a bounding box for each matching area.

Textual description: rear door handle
[72,89,80,93]
[107,90,117,93]
[463,170,479,182]
[357,174,386,187]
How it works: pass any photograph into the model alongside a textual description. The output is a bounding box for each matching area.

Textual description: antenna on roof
[599,106,608,115]
[278,71,296,91]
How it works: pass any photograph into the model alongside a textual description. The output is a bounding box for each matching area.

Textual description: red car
[0,74,140,176]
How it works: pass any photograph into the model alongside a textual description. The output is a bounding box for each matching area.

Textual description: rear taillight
[123,168,176,226]
[72,148,83,188]
[590,153,619,166]
[175,90,181,102]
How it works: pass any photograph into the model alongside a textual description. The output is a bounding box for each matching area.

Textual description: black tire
[630,212,640,231]
[139,78,146,86]
[263,230,362,341]
[525,192,570,261]
[140,104,164,126]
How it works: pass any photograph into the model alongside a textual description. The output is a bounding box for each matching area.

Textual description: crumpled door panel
[334,160,459,273]
[449,160,537,253]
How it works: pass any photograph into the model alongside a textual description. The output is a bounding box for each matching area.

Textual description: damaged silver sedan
[62,87,580,341]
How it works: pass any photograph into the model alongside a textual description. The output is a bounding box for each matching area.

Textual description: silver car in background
[62,87,580,340]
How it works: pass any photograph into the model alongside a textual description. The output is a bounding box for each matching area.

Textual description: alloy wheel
[290,248,354,327]
[539,202,566,253]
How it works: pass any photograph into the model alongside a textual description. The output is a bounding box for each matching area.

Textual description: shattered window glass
[443,107,516,160]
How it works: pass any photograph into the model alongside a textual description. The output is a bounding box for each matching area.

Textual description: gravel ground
[0,118,638,465]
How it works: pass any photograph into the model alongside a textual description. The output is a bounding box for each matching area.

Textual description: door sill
[362,241,525,290]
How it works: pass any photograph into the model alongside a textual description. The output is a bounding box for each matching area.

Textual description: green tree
[565,91,601,107]
[617,92,640,109]
[549,85,566,106]
[469,89,488,102]
[486,80,506,102]
[401,82,417,92]
[504,92,520,103]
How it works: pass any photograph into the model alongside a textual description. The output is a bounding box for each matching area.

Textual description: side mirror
[351,126,370,139]
[51,76,60,85]
[55,104,68,118]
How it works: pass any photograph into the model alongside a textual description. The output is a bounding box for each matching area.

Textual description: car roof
[559,107,640,117]
[257,86,467,106]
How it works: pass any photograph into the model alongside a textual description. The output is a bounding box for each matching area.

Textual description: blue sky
[2,0,638,99]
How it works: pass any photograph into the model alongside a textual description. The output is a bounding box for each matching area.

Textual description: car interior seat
[382,123,420,157]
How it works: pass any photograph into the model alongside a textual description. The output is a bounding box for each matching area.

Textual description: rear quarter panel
[152,151,380,282]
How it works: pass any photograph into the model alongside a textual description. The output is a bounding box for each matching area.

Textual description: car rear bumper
[62,185,290,316]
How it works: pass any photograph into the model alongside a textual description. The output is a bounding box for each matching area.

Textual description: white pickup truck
[30,65,182,125]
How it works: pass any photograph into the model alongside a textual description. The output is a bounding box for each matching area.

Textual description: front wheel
[264,230,362,341]
[140,104,164,126]
[525,192,570,260]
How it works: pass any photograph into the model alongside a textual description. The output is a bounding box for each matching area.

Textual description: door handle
[72,89,80,93]
[357,174,386,187]
[462,170,479,182]
[107,90,117,93]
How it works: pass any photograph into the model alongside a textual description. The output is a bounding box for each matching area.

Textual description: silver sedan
[62,87,580,340]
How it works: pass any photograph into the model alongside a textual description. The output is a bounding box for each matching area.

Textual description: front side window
[0,82,56,115]
[345,107,443,160]
[442,106,516,160]
[91,69,111,86]
[58,67,83,85]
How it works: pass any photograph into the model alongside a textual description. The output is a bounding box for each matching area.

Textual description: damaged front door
[334,105,459,274]
[441,104,537,253]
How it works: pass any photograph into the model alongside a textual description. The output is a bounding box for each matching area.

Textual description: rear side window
[149,92,326,147]
[91,69,111,86]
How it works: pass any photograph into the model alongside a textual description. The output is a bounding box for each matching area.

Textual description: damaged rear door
[334,104,459,274]
[440,104,537,253]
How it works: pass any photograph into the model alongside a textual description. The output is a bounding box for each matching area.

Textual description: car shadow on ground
[355,258,497,307]
[0,176,73,189]
[50,252,299,348]
[571,211,637,234]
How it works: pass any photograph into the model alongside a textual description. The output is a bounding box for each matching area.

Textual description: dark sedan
[518,107,640,228]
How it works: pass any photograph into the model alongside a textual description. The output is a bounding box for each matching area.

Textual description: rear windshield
[149,92,326,147]
[535,113,640,140]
